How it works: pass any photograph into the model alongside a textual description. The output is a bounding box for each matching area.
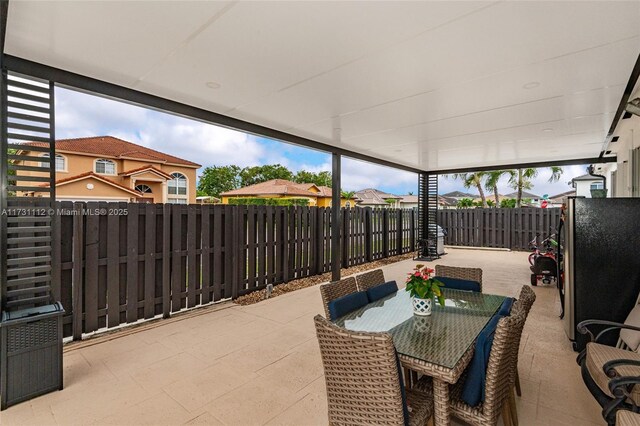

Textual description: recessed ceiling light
[205,81,221,89]
[523,81,540,89]
[543,128,553,132]
[394,149,402,153]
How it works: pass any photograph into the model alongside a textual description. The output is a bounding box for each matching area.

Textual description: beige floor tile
[96,392,192,426]
[265,392,328,426]
[162,360,259,413]
[182,411,226,425]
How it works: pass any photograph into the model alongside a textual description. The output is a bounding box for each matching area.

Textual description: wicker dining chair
[319,277,358,320]
[435,265,483,292]
[355,269,386,292]
[415,311,528,426]
[314,315,434,426]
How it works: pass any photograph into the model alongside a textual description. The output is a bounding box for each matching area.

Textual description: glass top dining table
[333,288,506,370]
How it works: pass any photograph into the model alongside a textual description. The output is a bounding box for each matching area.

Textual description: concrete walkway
[0,248,603,425]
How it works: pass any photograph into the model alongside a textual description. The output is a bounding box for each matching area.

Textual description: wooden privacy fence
[438,208,562,250]
[54,202,417,339]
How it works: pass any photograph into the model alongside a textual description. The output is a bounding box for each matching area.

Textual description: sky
[55,87,587,197]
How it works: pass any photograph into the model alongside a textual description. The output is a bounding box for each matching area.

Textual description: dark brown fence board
[201,206,212,305]
[144,203,156,319]
[71,202,84,340]
[186,205,197,308]
[84,204,99,333]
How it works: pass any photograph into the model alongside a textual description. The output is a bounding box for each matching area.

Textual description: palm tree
[484,170,508,206]
[448,172,488,208]
[340,190,356,200]
[508,167,563,208]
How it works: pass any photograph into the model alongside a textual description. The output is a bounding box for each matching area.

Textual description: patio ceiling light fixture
[523,81,540,89]
[205,81,221,89]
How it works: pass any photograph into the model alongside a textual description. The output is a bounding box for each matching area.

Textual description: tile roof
[23,136,201,167]
[503,191,541,199]
[354,188,401,205]
[119,165,173,179]
[571,173,599,182]
[42,171,143,197]
[221,179,335,198]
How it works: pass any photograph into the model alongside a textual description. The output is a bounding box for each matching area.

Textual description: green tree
[341,190,356,199]
[293,170,332,187]
[239,164,293,186]
[448,172,488,207]
[197,165,241,198]
[508,167,563,208]
[500,198,516,208]
[457,198,474,208]
[484,170,508,206]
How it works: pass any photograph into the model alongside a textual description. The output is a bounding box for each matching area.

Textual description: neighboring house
[16,136,201,203]
[502,191,542,205]
[398,195,418,209]
[548,190,576,207]
[440,191,477,201]
[438,195,458,209]
[220,179,352,207]
[195,196,220,204]
[571,173,608,198]
[354,188,402,208]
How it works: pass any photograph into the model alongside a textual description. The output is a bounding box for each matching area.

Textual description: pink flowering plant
[405,265,445,306]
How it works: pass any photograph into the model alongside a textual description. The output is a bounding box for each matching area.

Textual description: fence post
[409,209,415,252]
[315,207,324,275]
[341,208,349,268]
[382,209,389,258]
[396,209,403,255]
[365,208,372,262]
[162,204,171,318]
[71,202,84,341]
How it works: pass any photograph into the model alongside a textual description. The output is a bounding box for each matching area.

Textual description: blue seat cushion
[498,297,515,316]
[366,280,399,302]
[461,314,503,406]
[327,291,369,321]
[433,276,481,292]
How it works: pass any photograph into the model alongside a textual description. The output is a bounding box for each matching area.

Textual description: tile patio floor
[0,248,604,426]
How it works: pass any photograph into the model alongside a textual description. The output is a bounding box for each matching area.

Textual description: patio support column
[417,172,438,259]
[331,152,341,282]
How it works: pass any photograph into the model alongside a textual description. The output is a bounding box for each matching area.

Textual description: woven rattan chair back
[314,315,407,425]
[319,277,358,319]
[355,269,386,292]
[512,285,536,318]
[481,311,528,422]
[435,265,483,292]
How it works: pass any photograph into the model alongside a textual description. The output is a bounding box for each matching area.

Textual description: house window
[95,159,116,175]
[168,172,187,195]
[590,182,604,190]
[168,198,187,204]
[40,153,66,171]
[345,201,351,207]
[135,184,152,194]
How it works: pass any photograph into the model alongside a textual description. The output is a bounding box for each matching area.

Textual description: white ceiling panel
[4,1,639,172]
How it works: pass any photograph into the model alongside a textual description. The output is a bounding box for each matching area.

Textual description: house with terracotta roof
[354,188,402,208]
[16,136,201,203]
[220,179,353,207]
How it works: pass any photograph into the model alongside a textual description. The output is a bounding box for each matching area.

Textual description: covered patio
[0,248,602,425]
[1,1,640,425]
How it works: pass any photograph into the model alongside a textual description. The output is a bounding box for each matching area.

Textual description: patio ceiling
[4,1,639,172]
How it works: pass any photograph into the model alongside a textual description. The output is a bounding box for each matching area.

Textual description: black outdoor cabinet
[1,302,64,409]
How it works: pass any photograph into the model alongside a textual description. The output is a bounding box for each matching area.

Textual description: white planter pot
[412,296,432,316]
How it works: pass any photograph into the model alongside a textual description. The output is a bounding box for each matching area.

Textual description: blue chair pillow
[498,297,515,316]
[366,280,398,302]
[461,314,503,406]
[328,291,369,320]
[433,276,481,292]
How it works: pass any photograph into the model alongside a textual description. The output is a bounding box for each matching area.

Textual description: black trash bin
[1,302,64,409]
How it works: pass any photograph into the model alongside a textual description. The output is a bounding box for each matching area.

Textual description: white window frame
[167,171,188,202]
[135,184,153,194]
[590,181,604,190]
[95,158,116,175]
[40,153,67,172]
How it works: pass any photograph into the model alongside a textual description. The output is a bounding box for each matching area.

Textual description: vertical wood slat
[162,204,171,318]
[171,204,182,312]
[106,206,120,328]
[201,205,212,305]
[186,205,197,308]
[126,203,139,323]
[213,206,223,301]
[84,203,99,333]
[247,205,256,291]
[144,204,156,319]
[257,206,266,286]
[71,202,84,341]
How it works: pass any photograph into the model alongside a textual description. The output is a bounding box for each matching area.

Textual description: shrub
[227,197,309,207]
